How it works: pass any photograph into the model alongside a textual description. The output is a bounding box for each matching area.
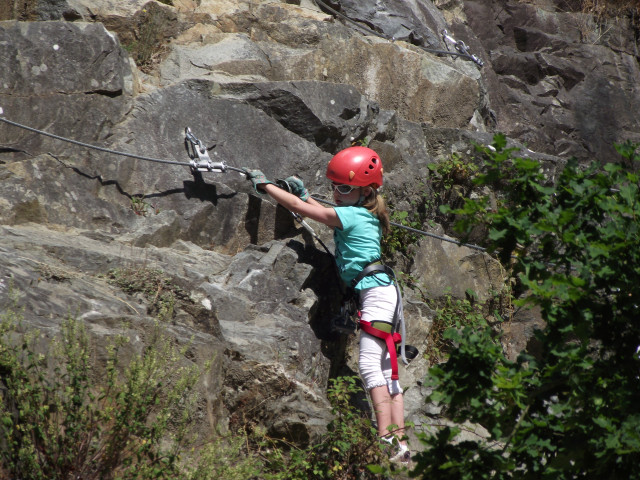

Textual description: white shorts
[358,285,403,395]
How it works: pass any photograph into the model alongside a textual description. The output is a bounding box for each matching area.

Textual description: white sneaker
[380,436,411,463]
[389,443,411,463]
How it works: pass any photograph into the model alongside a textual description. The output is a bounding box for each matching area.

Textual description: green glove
[283,175,309,201]
[245,169,274,194]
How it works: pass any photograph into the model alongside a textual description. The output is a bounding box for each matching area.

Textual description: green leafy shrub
[183,432,264,480]
[0,286,401,480]
[0,298,202,479]
[427,153,480,226]
[413,136,640,479]
[428,153,478,192]
[426,292,489,364]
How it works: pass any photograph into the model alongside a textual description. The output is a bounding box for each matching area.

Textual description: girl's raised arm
[262,183,342,229]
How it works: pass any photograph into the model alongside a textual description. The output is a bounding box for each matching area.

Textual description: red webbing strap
[359,321,402,380]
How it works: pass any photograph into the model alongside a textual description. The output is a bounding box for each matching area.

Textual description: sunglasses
[331,183,358,195]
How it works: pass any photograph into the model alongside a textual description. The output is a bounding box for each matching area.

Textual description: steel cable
[0,116,190,167]
[310,195,486,252]
[1,115,489,253]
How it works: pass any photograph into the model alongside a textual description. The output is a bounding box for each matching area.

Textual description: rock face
[460,0,640,161]
[1,0,638,452]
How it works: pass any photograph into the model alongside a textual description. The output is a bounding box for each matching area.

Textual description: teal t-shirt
[333,206,392,290]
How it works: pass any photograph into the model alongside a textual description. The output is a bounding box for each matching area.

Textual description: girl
[246,146,409,462]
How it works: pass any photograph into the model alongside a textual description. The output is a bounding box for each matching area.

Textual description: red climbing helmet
[326,146,384,188]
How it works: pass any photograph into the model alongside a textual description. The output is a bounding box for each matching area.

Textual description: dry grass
[579,0,640,17]
[561,0,640,28]
[545,0,640,43]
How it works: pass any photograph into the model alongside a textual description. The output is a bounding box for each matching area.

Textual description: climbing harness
[352,261,410,376]
[312,0,484,68]
[330,257,420,372]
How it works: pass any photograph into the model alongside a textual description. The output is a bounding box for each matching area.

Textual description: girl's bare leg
[370,385,406,444]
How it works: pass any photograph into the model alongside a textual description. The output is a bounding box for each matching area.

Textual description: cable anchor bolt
[185,127,228,173]
[441,29,484,67]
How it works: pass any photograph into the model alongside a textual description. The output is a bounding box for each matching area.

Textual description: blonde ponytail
[362,188,391,235]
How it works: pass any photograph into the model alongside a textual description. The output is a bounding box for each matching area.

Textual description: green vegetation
[0,284,398,478]
[0,291,203,480]
[427,152,481,228]
[130,195,159,217]
[412,135,640,479]
[425,293,487,364]
[182,433,263,480]
[382,209,422,257]
[382,153,480,260]
[428,152,478,193]
[259,376,398,479]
